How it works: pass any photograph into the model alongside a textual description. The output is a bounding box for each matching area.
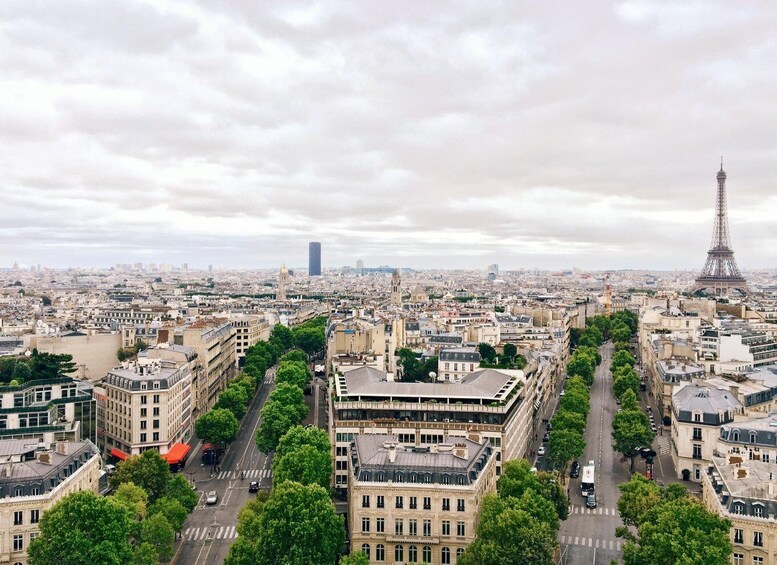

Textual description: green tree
[621,497,732,565]
[567,355,595,386]
[112,481,149,521]
[269,382,308,422]
[559,391,590,419]
[338,552,370,565]
[547,429,585,480]
[275,361,310,390]
[458,494,556,565]
[139,511,175,562]
[565,376,590,398]
[292,326,325,357]
[270,324,295,351]
[587,315,611,339]
[620,388,639,412]
[503,343,517,360]
[279,349,308,365]
[275,425,331,460]
[611,349,636,371]
[515,488,560,532]
[148,496,188,533]
[613,370,640,400]
[478,342,497,363]
[215,385,249,421]
[611,323,632,344]
[12,361,31,383]
[28,491,134,565]
[195,408,240,461]
[225,494,270,565]
[497,460,568,520]
[273,444,332,489]
[576,345,602,366]
[612,410,655,471]
[254,481,345,565]
[166,474,198,513]
[27,350,77,379]
[110,450,171,503]
[132,542,159,565]
[256,400,295,453]
[617,473,662,527]
[550,410,586,433]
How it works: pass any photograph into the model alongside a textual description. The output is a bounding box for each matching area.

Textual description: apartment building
[94,306,171,326]
[701,327,777,369]
[0,439,101,565]
[670,384,741,482]
[227,313,270,362]
[0,378,96,444]
[348,434,496,565]
[101,350,193,465]
[702,456,777,565]
[329,365,537,492]
[437,348,480,383]
[171,319,236,416]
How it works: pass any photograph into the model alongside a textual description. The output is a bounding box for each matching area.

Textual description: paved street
[172,368,277,565]
[172,363,328,565]
[558,342,631,565]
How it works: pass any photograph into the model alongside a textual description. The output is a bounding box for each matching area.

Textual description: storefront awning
[110,448,129,461]
[162,443,191,465]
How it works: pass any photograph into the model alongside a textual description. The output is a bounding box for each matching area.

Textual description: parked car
[570,461,581,478]
[586,493,598,509]
[537,446,546,456]
[206,491,218,505]
[542,432,549,443]
[248,481,260,493]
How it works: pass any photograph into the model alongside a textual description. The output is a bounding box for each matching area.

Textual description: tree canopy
[547,429,585,478]
[196,408,239,451]
[612,409,655,470]
[109,450,171,503]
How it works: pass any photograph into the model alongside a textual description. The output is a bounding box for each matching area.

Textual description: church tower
[278,264,289,301]
[391,269,402,306]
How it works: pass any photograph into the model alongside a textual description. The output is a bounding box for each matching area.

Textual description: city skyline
[1,2,776,270]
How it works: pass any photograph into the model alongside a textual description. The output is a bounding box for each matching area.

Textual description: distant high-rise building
[309,242,321,276]
[487,264,499,280]
[391,269,402,306]
[356,259,364,270]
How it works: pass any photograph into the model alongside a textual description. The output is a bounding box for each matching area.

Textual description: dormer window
[753,503,765,518]
[732,430,740,442]
[750,432,758,444]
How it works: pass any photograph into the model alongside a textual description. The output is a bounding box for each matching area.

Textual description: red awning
[162,443,191,465]
[110,448,129,461]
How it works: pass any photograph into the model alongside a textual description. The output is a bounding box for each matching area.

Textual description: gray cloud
[1,0,776,270]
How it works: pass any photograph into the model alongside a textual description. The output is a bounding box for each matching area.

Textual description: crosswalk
[184,525,238,541]
[570,505,617,516]
[559,535,621,551]
[216,469,273,480]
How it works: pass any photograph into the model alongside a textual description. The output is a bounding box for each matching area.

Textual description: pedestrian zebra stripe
[184,525,238,541]
[560,535,621,551]
[570,505,617,516]
[217,469,273,480]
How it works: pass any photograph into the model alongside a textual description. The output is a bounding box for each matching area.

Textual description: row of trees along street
[28,450,199,564]
[456,459,568,565]
[226,425,347,564]
[616,474,732,564]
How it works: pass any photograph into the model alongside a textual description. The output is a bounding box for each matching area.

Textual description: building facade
[348,434,496,565]
[0,439,101,565]
[437,348,481,383]
[309,242,322,276]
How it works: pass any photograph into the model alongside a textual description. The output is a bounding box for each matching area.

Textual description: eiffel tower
[693,160,749,296]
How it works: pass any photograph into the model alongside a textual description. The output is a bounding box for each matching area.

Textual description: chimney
[388,444,397,463]
[453,443,469,460]
[55,442,69,456]
[37,452,52,465]
[5,461,13,478]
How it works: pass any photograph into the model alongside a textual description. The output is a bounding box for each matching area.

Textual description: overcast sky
[1,1,776,271]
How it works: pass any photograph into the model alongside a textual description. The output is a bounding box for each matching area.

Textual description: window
[693,444,702,459]
[375,544,385,562]
[442,520,450,536]
[153,432,159,441]
[442,497,450,511]
[409,519,417,536]
[457,499,465,512]
[750,432,758,444]
[376,518,385,533]
[395,519,403,536]
[423,546,432,563]
[140,421,147,430]
[423,497,431,510]
[140,433,147,442]
[732,554,743,565]
[442,546,451,564]
[394,545,404,562]
[754,531,764,547]
[14,511,23,525]
[694,413,701,422]
[733,430,740,442]
[140,408,147,417]
[396,496,403,509]
[753,557,764,565]
[423,520,431,537]
[13,534,23,551]
[362,495,370,508]
[30,510,39,523]
[693,427,702,441]
[153,394,160,403]
[457,548,465,559]
[753,504,764,518]
[153,407,160,416]
[410,496,417,509]
[153,419,160,429]
[408,545,418,563]
[457,521,465,537]
[141,395,147,405]
[362,517,370,533]
[377,495,385,508]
